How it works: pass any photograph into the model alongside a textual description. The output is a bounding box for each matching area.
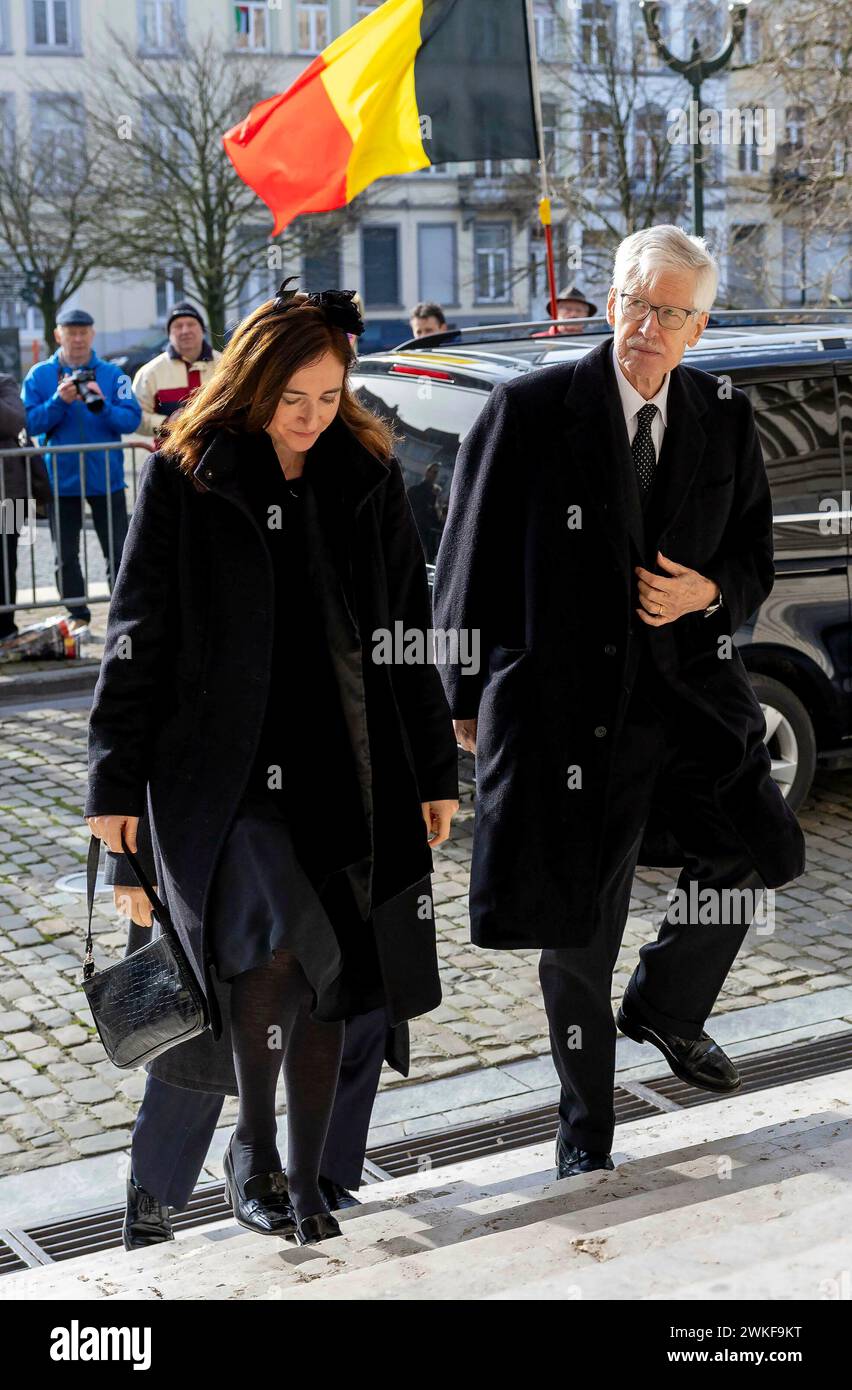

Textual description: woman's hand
[422,799,459,849]
[114,885,157,928]
[86,814,139,855]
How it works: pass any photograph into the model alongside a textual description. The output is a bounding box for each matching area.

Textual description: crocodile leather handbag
[81,831,209,1069]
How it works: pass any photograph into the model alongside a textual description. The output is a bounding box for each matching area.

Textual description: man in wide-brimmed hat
[533,285,599,337]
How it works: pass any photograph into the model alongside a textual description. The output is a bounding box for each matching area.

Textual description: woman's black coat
[86,415,458,1093]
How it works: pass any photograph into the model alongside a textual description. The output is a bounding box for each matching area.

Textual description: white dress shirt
[611,344,670,459]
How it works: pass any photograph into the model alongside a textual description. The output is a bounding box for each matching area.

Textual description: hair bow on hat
[273,275,365,337]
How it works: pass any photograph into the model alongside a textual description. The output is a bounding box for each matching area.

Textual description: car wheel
[749,673,817,811]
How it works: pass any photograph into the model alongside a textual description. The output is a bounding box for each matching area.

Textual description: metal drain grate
[367,1086,658,1178]
[0,1236,28,1274]
[643,1029,852,1108]
[2,1029,850,1272]
[21,1183,232,1265]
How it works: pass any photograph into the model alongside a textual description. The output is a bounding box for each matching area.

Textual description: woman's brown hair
[161,292,396,474]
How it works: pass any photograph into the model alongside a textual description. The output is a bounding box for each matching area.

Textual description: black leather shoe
[223,1139,298,1237]
[295,1210,342,1245]
[123,1171,174,1251]
[318,1175,361,1211]
[555,1129,614,1179]
[617,1001,741,1093]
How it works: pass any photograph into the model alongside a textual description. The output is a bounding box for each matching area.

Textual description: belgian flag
[223,0,538,233]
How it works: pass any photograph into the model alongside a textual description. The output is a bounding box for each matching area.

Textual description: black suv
[352,313,852,811]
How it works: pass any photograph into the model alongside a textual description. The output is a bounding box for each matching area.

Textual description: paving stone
[12,1075,59,1099]
[50,1024,90,1047]
[9,1031,48,1052]
[72,1131,132,1157]
[65,1078,115,1104]
[0,1010,31,1032]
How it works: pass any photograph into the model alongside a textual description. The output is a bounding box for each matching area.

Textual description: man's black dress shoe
[223,1139,298,1237]
[617,1002,741,1093]
[294,1210,343,1245]
[555,1129,614,1179]
[318,1175,361,1211]
[123,1171,174,1251]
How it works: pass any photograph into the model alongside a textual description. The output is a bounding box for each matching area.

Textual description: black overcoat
[86,414,459,1093]
[433,338,805,950]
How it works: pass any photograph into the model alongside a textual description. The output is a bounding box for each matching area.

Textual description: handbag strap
[84,831,173,979]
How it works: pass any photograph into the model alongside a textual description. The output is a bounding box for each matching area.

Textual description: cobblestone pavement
[0,698,850,1177]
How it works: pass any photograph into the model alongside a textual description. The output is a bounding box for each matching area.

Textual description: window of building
[534,1,559,60]
[683,0,723,55]
[541,99,559,170]
[139,0,183,53]
[579,0,615,67]
[473,158,503,178]
[363,226,400,307]
[582,105,612,180]
[727,224,767,307]
[31,93,85,190]
[633,106,667,181]
[737,107,764,173]
[303,235,342,290]
[418,223,457,305]
[782,226,852,307]
[634,1,670,68]
[785,106,807,149]
[474,222,511,304]
[356,1,381,18]
[740,5,762,62]
[234,1,269,52]
[29,0,74,49]
[155,265,185,319]
[0,0,10,53]
[296,2,330,54]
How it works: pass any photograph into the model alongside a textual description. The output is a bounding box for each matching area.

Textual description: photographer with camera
[22,307,142,625]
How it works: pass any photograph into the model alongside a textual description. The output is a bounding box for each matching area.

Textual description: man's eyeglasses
[618,291,700,331]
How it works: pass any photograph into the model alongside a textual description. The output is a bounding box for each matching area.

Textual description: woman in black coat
[85,283,459,1244]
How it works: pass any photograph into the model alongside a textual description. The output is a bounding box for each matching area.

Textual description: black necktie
[631,402,658,495]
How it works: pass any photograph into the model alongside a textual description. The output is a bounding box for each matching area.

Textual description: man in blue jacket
[22,308,142,624]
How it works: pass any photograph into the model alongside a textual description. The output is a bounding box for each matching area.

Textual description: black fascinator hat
[272,275,365,337]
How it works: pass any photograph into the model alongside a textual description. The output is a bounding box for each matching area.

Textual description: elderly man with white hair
[433,224,806,1179]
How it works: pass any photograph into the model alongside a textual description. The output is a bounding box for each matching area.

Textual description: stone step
[1,1070,849,1301]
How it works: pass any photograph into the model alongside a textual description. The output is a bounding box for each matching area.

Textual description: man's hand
[114,885,157,928]
[57,376,78,404]
[86,813,139,854]
[453,717,477,754]
[421,799,459,849]
[635,551,719,627]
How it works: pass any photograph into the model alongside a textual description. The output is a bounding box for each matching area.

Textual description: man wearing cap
[132,303,220,442]
[22,308,142,626]
[533,285,598,337]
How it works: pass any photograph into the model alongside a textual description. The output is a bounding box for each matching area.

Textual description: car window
[353,376,488,563]
[741,377,845,558]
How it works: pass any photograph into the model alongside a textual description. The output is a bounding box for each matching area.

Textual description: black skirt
[205,787,386,1021]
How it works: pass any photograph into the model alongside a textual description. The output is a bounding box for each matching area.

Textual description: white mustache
[625,339,663,353]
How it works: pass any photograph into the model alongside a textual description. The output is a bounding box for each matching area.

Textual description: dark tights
[229,948,344,1222]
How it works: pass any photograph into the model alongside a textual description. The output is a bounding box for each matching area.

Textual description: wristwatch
[703,589,724,617]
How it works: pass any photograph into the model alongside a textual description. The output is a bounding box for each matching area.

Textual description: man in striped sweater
[132,302,220,443]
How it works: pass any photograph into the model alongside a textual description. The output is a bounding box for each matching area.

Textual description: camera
[67,367,105,413]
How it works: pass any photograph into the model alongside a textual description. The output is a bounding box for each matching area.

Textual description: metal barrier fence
[0,440,152,620]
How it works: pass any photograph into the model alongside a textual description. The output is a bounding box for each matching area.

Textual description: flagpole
[524,0,558,322]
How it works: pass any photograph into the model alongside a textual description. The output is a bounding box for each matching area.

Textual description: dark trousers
[130,1007,390,1209]
[47,489,128,621]
[0,525,20,639]
[539,658,765,1154]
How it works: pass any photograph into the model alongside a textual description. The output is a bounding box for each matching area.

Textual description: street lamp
[639,1,751,237]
